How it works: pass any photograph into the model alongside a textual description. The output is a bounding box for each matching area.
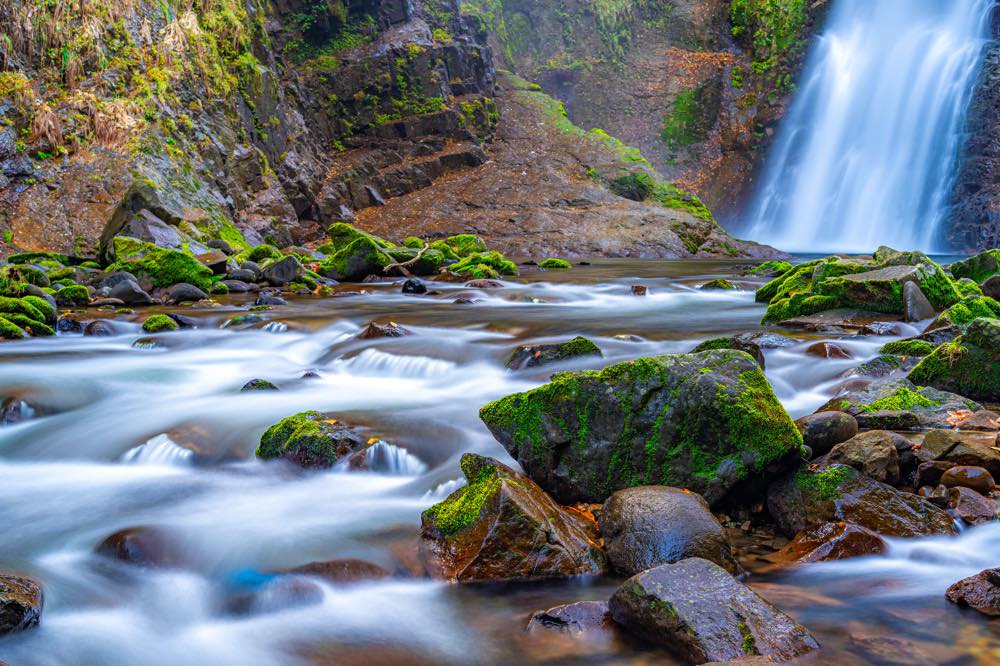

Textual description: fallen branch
[380,245,428,278]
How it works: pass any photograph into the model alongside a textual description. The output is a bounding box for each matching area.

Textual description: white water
[745,0,994,252]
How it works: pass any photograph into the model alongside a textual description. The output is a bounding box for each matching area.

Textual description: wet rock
[631,285,647,296]
[222,313,264,329]
[918,429,1000,476]
[505,336,602,371]
[241,379,279,392]
[692,336,765,368]
[769,522,886,564]
[818,378,981,429]
[83,319,129,337]
[948,486,999,526]
[96,527,185,567]
[401,278,427,295]
[107,279,154,306]
[282,559,390,583]
[843,354,916,379]
[358,321,411,339]
[982,275,1000,300]
[824,431,901,485]
[56,314,84,334]
[89,298,127,308]
[701,279,737,290]
[767,464,957,538]
[419,454,606,583]
[903,281,936,322]
[224,577,324,616]
[962,409,1000,431]
[599,486,741,577]
[0,397,36,425]
[734,331,796,349]
[256,411,369,469]
[240,262,263,280]
[916,461,957,487]
[262,256,304,286]
[481,350,803,506]
[0,574,42,636]
[255,293,286,306]
[909,316,1000,401]
[226,269,257,283]
[465,279,503,289]
[854,409,921,431]
[99,271,139,290]
[806,341,853,359]
[221,280,254,293]
[207,240,234,255]
[608,558,819,663]
[940,465,996,494]
[795,412,858,456]
[525,601,615,637]
[195,250,229,274]
[946,568,1000,616]
[166,283,209,304]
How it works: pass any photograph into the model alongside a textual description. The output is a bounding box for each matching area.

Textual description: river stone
[480,350,803,507]
[255,411,369,469]
[282,558,390,583]
[401,278,427,295]
[166,282,208,303]
[691,335,765,368]
[909,317,1000,401]
[419,454,606,583]
[99,271,139,290]
[195,250,228,274]
[107,279,154,305]
[525,600,616,637]
[795,412,858,456]
[262,256,304,286]
[941,465,996,494]
[767,464,957,538]
[818,377,981,429]
[805,341,852,359]
[824,431,901,484]
[226,268,257,283]
[255,293,287,306]
[946,568,1000,616]
[96,527,186,567]
[917,429,1000,476]
[903,281,936,322]
[221,280,254,293]
[505,336,602,371]
[598,486,740,577]
[917,460,957,487]
[0,574,42,636]
[608,558,819,663]
[768,522,886,564]
[948,486,999,526]
[241,379,279,391]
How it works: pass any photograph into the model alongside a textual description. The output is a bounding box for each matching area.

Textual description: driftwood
[379,245,428,278]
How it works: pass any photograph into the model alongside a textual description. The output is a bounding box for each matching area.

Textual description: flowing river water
[0,259,998,665]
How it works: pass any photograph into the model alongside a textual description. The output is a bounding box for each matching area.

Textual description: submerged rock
[525,600,615,637]
[241,379,279,392]
[947,486,998,526]
[599,486,741,576]
[505,336,602,371]
[480,350,803,506]
[608,558,819,663]
[946,568,1000,616]
[282,559,390,584]
[419,454,606,583]
[96,527,186,568]
[256,411,369,469]
[0,574,42,636]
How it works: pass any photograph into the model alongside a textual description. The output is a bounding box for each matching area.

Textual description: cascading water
[744,0,995,253]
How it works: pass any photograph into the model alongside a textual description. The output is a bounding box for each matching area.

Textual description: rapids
[1,260,998,664]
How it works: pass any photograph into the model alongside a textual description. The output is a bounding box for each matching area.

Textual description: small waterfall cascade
[744,0,995,252]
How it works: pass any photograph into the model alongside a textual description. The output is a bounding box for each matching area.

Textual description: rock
[505,336,602,371]
[262,256,304,286]
[909,316,1000,401]
[631,285,647,296]
[166,282,209,303]
[701,279,737,290]
[608,558,819,663]
[221,280,254,293]
[768,522,886,564]
[946,568,1000,616]
[767,464,957,537]
[963,409,1000,431]
[525,601,616,637]
[941,465,996,494]
[0,574,42,636]
[824,431,901,485]
[226,268,257,283]
[982,275,1000,300]
[465,279,503,289]
[195,250,229,274]
[795,412,858,456]
[599,486,741,577]
[319,236,392,281]
[692,336,766,368]
[805,342,853,359]
[224,577,324,616]
[903,281,936,322]
[96,527,185,567]
[818,263,959,314]
[818,378,981,429]
[56,314,84,334]
[255,293,286,306]
[480,350,803,506]
[256,411,369,469]
[918,429,1000,476]
[948,486,998,526]
[142,314,179,333]
[419,454,606,582]
[98,271,139,290]
[843,354,918,379]
[401,278,427,295]
[358,321,411,339]
[917,461,957,487]
[107,279,154,305]
[282,559,390,583]
[950,251,1000,283]
[240,261,263,280]
[1,397,36,425]
[241,379,279,392]
[84,319,129,336]
[207,239,234,255]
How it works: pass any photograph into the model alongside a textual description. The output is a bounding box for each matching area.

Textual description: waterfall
[744,0,995,253]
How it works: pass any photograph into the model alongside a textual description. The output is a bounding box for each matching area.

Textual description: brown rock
[916,460,957,487]
[0,574,42,636]
[357,321,411,339]
[96,526,186,567]
[919,429,1000,476]
[806,341,853,359]
[525,600,615,637]
[796,411,858,456]
[282,559,391,584]
[769,522,887,564]
[946,568,1000,615]
[940,465,996,494]
[964,409,1000,431]
[948,486,999,526]
[824,430,901,484]
[419,454,606,583]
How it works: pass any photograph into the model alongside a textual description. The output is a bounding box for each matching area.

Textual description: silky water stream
[0,260,998,665]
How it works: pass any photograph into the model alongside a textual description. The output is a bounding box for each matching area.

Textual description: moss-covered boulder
[319,237,393,281]
[450,251,518,278]
[385,247,446,276]
[927,295,1000,332]
[539,258,572,269]
[909,317,1000,402]
[818,264,960,314]
[55,284,89,307]
[766,464,957,538]
[505,336,602,371]
[419,453,606,583]
[691,335,765,368]
[479,350,803,507]
[880,340,936,357]
[747,260,793,277]
[0,573,43,636]
[324,223,394,254]
[443,234,488,257]
[256,411,369,469]
[142,314,179,333]
[950,250,1000,284]
[956,278,984,298]
[817,378,980,430]
[700,278,737,290]
[0,292,56,339]
[108,237,214,291]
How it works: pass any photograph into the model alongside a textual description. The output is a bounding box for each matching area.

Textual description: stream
[1,259,998,665]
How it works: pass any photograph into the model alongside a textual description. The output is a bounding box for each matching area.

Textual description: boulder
[950,250,1000,283]
[909,317,1000,401]
[767,464,957,538]
[768,522,886,564]
[480,350,804,506]
[195,250,229,274]
[319,237,392,281]
[946,568,1000,616]
[926,296,1000,332]
[241,379,279,392]
[941,465,996,494]
[948,486,999,526]
[166,283,209,303]
[281,559,390,583]
[902,282,936,322]
[608,558,819,664]
[96,527,185,567]
[817,262,960,314]
[107,279,154,306]
[419,454,606,582]
[358,321,411,339]
[525,600,616,637]
[805,342,852,359]
[262,256,304,286]
[918,429,1000,477]
[598,486,740,577]
[0,574,42,636]
[917,460,956,487]
[795,412,858,456]
[824,431,901,485]
[255,411,369,469]
[401,278,427,295]
[692,336,766,368]
[981,275,1000,300]
[221,280,254,293]
[226,268,257,283]
[818,378,981,429]
[505,336,602,371]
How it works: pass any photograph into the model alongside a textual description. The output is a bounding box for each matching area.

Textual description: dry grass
[30,101,63,149]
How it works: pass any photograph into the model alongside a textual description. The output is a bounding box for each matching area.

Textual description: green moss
[660,82,719,153]
[422,456,502,536]
[450,251,518,277]
[860,387,941,413]
[403,237,425,249]
[56,284,89,306]
[444,234,488,257]
[932,296,1000,330]
[244,244,283,264]
[955,278,984,298]
[319,236,394,281]
[326,223,394,253]
[8,251,70,265]
[109,237,214,290]
[730,0,809,91]
[0,315,26,340]
[1,264,49,288]
[748,260,793,276]
[716,366,804,470]
[797,465,851,501]
[47,267,75,281]
[880,340,935,357]
[539,258,572,269]
[701,278,736,290]
[211,282,230,295]
[256,410,325,459]
[386,248,446,275]
[949,250,1000,283]
[762,293,838,323]
[692,337,733,353]
[142,314,179,333]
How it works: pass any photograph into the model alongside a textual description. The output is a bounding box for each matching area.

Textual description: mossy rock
[386,248,446,276]
[55,285,89,307]
[108,237,214,291]
[326,223,394,254]
[927,295,1000,332]
[955,278,984,298]
[46,267,75,282]
[539,258,572,269]
[817,378,979,429]
[402,237,425,249]
[319,236,393,281]
[949,250,1000,284]
[450,251,518,278]
[480,349,803,507]
[243,244,283,264]
[762,293,838,323]
[444,234,488,258]
[256,411,368,468]
[427,240,460,262]
[747,260,793,277]
[0,295,55,338]
[909,318,1000,402]
[0,316,26,339]
[142,314,179,333]
[879,340,936,357]
[691,336,765,368]
[701,278,737,290]
[505,336,602,370]
[8,251,70,265]
[211,282,230,295]
[817,264,959,315]
[1,264,50,289]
